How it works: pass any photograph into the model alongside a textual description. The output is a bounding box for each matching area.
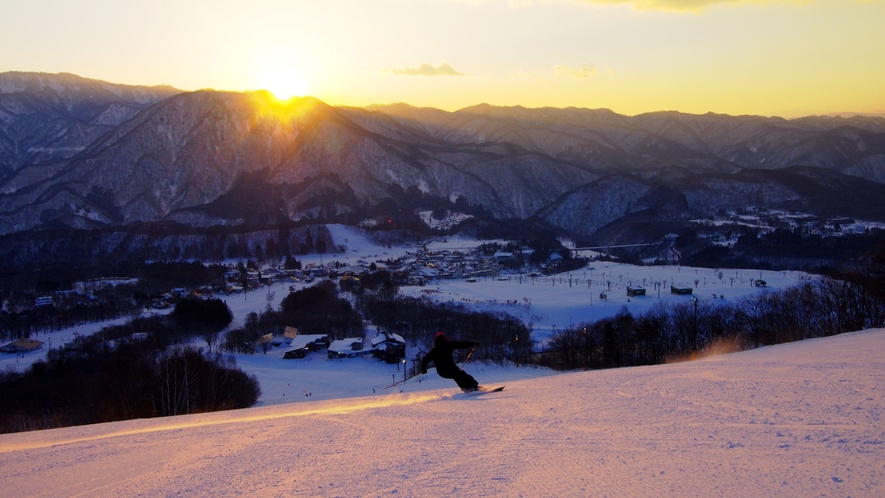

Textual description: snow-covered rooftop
[328,338,364,353]
[371,332,405,347]
[285,334,328,351]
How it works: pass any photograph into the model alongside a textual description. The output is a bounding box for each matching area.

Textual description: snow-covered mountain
[1,327,882,496]
[372,103,885,180]
[3,72,885,254]
[0,72,180,175]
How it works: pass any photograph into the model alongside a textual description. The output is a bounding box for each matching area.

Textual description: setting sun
[259,67,309,101]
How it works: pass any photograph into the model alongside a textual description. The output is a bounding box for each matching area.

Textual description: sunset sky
[2,0,883,117]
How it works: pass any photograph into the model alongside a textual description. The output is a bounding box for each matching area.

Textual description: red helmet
[435,331,447,344]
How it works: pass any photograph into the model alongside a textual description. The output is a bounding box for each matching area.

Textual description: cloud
[574,0,798,13]
[443,0,552,6]
[555,63,597,78]
[383,63,464,76]
[448,0,816,13]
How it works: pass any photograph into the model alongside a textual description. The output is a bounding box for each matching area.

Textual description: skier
[420,331,480,392]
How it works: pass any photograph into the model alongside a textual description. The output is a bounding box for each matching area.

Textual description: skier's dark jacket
[420,334,478,378]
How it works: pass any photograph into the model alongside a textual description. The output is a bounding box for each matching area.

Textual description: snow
[1,329,883,496]
[0,315,140,372]
[328,337,365,352]
[398,261,809,346]
[191,229,816,408]
[1,224,814,388]
[418,210,474,230]
[2,224,881,495]
[286,334,326,350]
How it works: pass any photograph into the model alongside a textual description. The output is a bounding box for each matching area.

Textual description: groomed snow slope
[2,329,883,497]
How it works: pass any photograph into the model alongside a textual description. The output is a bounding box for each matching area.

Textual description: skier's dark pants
[439,369,478,390]
[421,337,480,390]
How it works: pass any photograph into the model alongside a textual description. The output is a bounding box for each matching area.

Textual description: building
[283,346,309,359]
[626,286,646,297]
[282,334,329,359]
[671,285,693,295]
[1,338,44,354]
[492,251,514,263]
[328,338,371,359]
[371,332,406,363]
[34,296,53,308]
[283,326,299,342]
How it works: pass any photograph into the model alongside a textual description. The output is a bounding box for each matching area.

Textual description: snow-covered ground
[1,224,813,407]
[1,328,883,496]
[397,260,803,345]
[0,225,882,495]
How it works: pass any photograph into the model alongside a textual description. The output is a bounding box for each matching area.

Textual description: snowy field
[0,225,882,495]
[1,328,883,497]
[1,224,815,408]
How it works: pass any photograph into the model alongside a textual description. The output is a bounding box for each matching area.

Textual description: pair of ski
[462,386,505,397]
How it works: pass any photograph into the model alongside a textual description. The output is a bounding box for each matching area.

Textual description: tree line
[0,297,259,434]
[357,292,531,365]
[219,274,531,365]
[220,281,365,354]
[0,261,227,342]
[536,264,885,371]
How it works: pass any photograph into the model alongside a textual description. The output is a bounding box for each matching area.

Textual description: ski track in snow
[1,329,884,497]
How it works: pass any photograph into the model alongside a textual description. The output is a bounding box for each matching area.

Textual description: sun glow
[259,67,309,101]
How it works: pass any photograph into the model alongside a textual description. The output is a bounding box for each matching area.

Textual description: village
[0,221,844,415]
[3,204,876,360]
[0,240,550,358]
[210,242,560,365]
[219,242,543,295]
[691,207,882,241]
[0,221,816,360]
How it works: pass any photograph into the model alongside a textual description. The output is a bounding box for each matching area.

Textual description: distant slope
[1,328,882,496]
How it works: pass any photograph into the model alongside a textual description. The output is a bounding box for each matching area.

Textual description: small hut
[626,286,646,297]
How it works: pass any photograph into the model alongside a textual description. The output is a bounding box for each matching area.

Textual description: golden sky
[2,0,883,117]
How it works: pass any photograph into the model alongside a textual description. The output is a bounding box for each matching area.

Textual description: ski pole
[460,345,477,368]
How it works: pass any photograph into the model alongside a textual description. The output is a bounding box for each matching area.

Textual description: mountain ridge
[2,72,885,260]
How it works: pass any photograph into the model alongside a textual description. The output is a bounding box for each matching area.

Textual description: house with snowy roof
[626,286,646,297]
[328,338,372,359]
[492,251,514,263]
[371,332,406,363]
[34,296,53,308]
[283,334,329,359]
[371,332,405,349]
[671,285,693,295]
[416,268,440,279]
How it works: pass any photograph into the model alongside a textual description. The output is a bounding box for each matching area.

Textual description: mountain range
[2,71,885,265]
